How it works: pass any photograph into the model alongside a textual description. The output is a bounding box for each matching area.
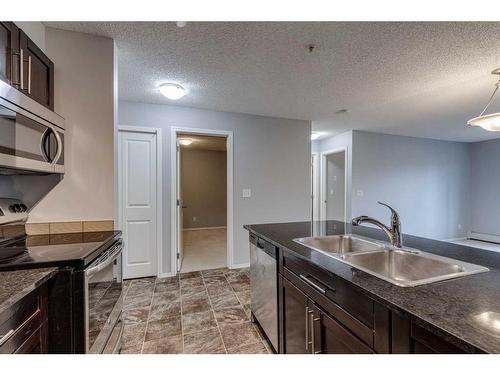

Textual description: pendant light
[468,68,500,131]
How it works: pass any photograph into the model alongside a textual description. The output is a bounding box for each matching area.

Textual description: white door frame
[117,125,163,278]
[311,152,320,222]
[320,146,348,223]
[170,127,234,276]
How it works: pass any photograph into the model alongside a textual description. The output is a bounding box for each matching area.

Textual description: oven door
[85,240,123,354]
[0,100,64,174]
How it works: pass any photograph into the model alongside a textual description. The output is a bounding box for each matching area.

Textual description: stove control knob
[20,204,27,212]
[13,204,22,212]
[9,205,16,213]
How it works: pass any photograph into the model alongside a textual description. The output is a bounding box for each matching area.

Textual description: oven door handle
[111,318,124,354]
[86,242,123,277]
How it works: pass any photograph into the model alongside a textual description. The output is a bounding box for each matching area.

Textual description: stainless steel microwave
[0,79,65,174]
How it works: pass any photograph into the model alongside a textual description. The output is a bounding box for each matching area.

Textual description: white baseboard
[183,226,227,231]
[445,237,467,242]
[158,272,175,279]
[230,262,250,269]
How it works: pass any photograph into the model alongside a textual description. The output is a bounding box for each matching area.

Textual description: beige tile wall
[25,220,114,235]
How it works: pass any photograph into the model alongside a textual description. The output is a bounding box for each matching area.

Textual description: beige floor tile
[219,322,261,349]
[227,341,269,354]
[145,316,182,342]
[214,306,249,325]
[183,328,225,354]
[182,310,218,334]
[142,335,183,354]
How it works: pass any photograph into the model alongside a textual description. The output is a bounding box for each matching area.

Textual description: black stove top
[0,231,121,270]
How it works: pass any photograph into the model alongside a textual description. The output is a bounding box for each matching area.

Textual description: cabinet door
[0,22,19,85]
[19,30,54,110]
[281,276,311,354]
[311,304,374,354]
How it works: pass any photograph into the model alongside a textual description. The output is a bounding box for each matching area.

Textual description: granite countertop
[244,220,500,353]
[0,268,57,317]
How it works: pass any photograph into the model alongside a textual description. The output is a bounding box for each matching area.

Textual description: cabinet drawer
[0,283,48,354]
[283,267,374,348]
[282,251,374,327]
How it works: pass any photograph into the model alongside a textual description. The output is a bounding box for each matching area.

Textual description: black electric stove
[0,231,121,270]
[0,198,124,354]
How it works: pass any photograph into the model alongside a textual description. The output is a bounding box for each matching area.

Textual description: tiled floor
[181,229,227,273]
[120,267,272,354]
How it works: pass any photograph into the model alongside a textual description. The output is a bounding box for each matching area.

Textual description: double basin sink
[294,235,488,287]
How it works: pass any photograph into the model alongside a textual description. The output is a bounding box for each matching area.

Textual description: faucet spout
[351,202,403,248]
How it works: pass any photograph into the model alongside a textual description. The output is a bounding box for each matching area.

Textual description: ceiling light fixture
[311,132,321,141]
[176,21,187,28]
[468,68,500,131]
[159,83,186,100]
[178,138,193,146]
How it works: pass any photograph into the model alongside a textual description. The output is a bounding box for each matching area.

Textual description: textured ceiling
[178,134,226,151]
[45,22,500,142]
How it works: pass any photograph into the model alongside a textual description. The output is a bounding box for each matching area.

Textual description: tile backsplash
[26,220,114,235]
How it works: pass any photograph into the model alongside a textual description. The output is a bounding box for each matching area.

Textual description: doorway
[171,127,233,276]
[117,127,162,279]
[321,148,347,222]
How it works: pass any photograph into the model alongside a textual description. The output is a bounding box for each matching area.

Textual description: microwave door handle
[39,128,51,162]
[51,127,63,165]
[86,244,123,277]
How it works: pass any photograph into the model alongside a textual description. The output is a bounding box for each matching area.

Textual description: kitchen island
[245,221,500,354]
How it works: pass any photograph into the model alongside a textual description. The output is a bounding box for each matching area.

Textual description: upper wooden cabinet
[0,22,19,85]
[0,22,54,110]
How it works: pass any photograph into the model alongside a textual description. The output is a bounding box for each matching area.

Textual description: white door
[119,130,158,279]
[176,142,184,271]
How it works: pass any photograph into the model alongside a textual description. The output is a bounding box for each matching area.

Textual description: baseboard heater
[468,231,500,245]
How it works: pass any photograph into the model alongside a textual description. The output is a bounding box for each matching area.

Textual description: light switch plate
[242,188,251,198]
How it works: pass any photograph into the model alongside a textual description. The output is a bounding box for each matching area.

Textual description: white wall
[470,138,500,236]
[119,101,311,272]
[351,131,471,240]
[28,28,115,223]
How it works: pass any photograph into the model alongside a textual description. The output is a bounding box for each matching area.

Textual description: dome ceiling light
[159,83,186,100]
[468,68,500,132]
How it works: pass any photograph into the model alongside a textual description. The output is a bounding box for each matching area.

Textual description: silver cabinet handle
[299,274,331,294]
[313,316,321,354]
[0,329,15,346]
[27,55,31,94]
[19,49,23,90]
[305,306,309,351]
[309,310,315,354]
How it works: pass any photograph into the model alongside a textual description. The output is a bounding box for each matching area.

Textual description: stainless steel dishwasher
[249,233,278,352]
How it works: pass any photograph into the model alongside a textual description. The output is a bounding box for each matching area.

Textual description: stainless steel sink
[294,235,489,287]
[294,235,384,255]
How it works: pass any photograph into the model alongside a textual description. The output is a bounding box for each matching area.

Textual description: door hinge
[177,199,180,206]
[177,253,180,259]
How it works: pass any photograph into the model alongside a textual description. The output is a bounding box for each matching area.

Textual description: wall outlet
[193,216,197,222]
[242,188,251,198]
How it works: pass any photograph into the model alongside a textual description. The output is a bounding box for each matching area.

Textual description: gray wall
[181,149,227,229]
[351,131,471,240]
[119,101,311,272]
[470,138,500,236]
[326,152,345,221]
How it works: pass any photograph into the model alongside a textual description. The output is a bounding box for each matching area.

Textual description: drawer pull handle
[0,329,15,346]
[299,274,334,294]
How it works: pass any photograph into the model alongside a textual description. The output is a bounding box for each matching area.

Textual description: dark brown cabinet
[0,22,19,85]
[0,22,54,110]
[19,30,54,110]
[0,283,49,354]
[280,275,311,354]
[310,304,374,354]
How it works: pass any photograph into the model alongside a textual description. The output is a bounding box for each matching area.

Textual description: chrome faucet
[351,202,403,248]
